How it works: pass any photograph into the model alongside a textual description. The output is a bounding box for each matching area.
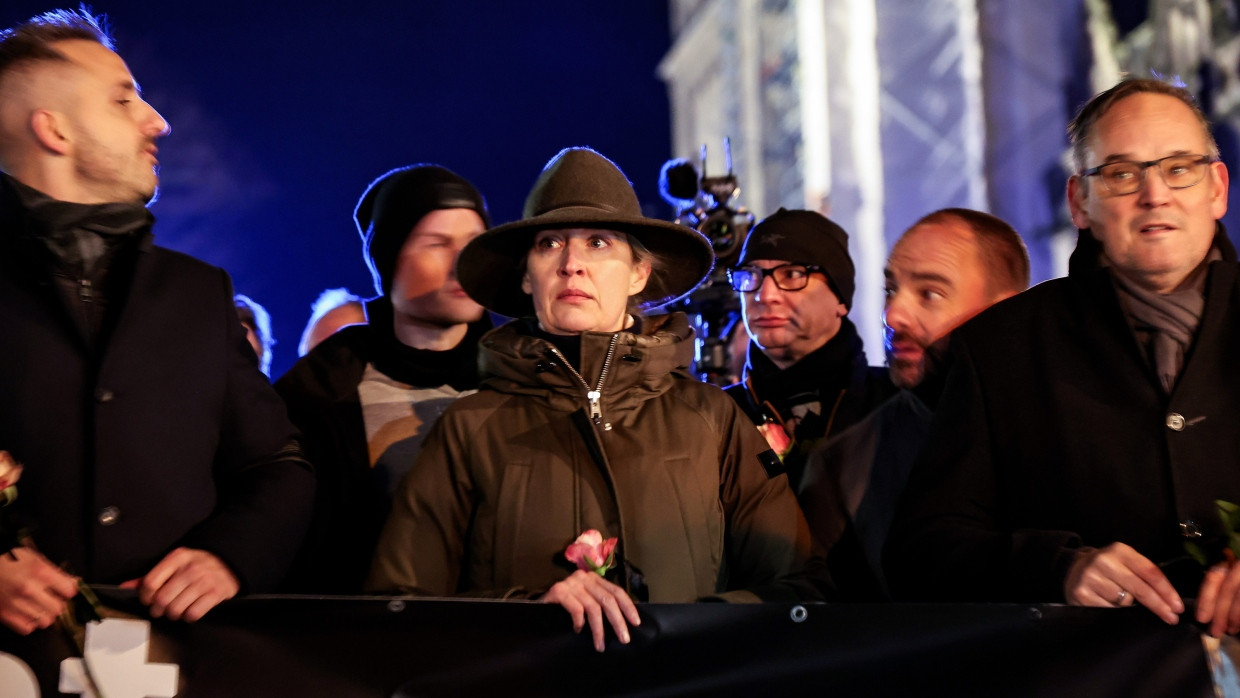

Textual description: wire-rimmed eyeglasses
[727,264,825,293]
[1079,154,1219,196]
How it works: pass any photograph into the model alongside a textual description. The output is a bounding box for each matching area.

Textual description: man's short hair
[911,208,1030,297]
[0,9,112,88]
[1067,77,1219,174]
[235,294,274,376]
[298,288,365,356]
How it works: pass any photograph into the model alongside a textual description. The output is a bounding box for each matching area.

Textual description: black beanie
[355,164,490,296]
[736,208,855,309]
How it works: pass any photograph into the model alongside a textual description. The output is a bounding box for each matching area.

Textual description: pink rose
[0,452,22,505]
[756,422,792,458]
[564,529,618,576]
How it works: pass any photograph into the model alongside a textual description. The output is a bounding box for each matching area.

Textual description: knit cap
[355,165,490,296]
[736,208,855,308]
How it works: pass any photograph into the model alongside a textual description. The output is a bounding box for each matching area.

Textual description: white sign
[60,619,179,698]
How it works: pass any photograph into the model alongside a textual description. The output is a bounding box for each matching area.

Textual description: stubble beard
[887,356,924,389]
[75,134,157,205]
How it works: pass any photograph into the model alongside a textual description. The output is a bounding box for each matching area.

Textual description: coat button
[95,388,114,403]
[1166,413,1185,431]
[97,506,121,526]
[1180,520,1202,538]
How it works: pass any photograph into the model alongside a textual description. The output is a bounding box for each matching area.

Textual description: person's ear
[30,110,70,156]
[1209,160,1229,220]
[1066,174,1091,230]
[628,259,651,295]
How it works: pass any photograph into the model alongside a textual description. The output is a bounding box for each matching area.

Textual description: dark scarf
[744,316,868,417]
[2,174,152,349]
[1110,250,1216,394]
[363,296,491,391]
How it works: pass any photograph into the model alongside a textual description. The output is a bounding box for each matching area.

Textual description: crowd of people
[4,6,1240,658]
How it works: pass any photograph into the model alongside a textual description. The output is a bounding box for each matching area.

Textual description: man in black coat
[275,165,492,593]
[0,10,313,635]
[800,208,1028,599]
[724,209,894,489]
[887,77,1240,637]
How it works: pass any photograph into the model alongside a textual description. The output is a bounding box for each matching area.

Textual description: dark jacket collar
[744,316,869,403]
[0,174,154,351]
[1,173,153,240]
[477,313,693,409]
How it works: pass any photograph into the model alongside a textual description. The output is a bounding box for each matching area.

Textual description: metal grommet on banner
[386,599,406,613]
[790,605,808,623]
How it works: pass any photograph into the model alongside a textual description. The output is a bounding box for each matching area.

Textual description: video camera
[658,138,755,386]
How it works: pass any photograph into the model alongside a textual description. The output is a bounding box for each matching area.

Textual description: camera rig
[659,138,755,386]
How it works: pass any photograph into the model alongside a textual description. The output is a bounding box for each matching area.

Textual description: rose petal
[565,542,589,569]
[575,530,603,547]
[757,423,792,455]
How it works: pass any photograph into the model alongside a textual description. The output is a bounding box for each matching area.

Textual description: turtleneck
[2,174,153,351]
[524,320,583,372]
[522,315,645,373]
[363,296,491,391]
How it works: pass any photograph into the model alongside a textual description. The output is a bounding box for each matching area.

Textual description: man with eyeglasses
[723,208,894,490]
[887,78,1240,637]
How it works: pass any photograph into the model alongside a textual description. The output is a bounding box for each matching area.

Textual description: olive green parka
[367,313,825,603]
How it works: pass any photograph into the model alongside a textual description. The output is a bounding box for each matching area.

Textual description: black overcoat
[0,184,313,591]
[886,228,1240,601]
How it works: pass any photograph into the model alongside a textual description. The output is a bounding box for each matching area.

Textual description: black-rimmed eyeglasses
[1080,154,1218,196]
[727,264,825,293]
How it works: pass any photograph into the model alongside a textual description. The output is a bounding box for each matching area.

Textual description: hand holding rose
[0,451,77,636]
[542,570,640,653]
[542,530,640,652]
[0,547,79,635]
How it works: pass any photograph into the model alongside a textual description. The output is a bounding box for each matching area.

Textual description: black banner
[0,590,1219,697]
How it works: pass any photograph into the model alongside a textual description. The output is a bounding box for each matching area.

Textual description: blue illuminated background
[4,2,1222,380]
[2,2,674,377]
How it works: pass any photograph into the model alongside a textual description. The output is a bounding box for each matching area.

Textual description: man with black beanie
[723,208,894,490]
[276,164,492,593]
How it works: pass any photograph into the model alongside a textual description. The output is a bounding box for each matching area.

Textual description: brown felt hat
[457,147,715,318]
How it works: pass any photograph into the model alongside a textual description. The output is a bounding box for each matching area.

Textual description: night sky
[2,2,674,377]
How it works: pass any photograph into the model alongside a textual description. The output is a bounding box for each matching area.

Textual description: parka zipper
[548,334,620,431]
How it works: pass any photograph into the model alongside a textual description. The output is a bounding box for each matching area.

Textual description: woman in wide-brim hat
[367,147,825,652]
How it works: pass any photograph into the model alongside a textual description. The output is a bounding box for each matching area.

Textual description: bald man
[0,9,312,634]
[799,209,1028,599]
